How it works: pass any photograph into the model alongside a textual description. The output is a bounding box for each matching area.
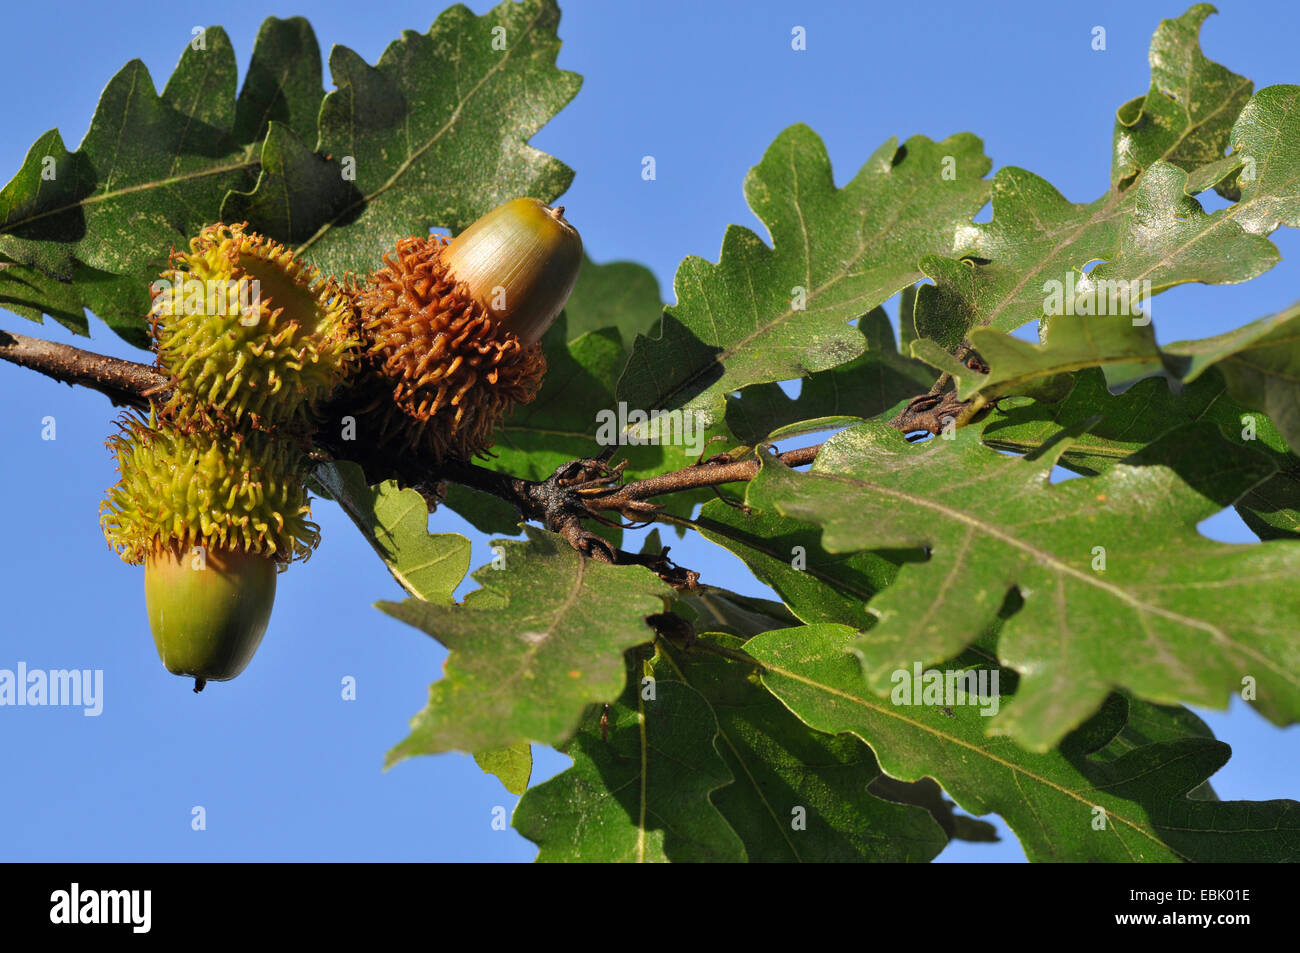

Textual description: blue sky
[1,0,1297,862]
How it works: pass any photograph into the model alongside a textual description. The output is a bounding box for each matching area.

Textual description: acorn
[145,545,277,692]
[150,222,358,432]
[352,198,582,461]
[100,411,318,689]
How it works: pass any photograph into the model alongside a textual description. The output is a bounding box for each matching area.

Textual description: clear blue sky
[1,0,1296,862]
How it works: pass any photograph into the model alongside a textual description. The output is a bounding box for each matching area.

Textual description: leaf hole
[1048,465,1085,484]
[1196,507,1260,544]
[1198,189,1234,212]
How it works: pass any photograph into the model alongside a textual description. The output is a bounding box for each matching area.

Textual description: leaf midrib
[978,74,1259,333]
[757,654,1182,861]
[642,142,948,418]
[797,464,1226,641]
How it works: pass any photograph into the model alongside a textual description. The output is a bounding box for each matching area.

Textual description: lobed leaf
[747,420,1300,749]
[657,634,948,862]
[618,124,991,430]
[747,624,1300,862]
[982,368,1300,540]
[379,528,671,761]
[243,0,581,279]
[314,460,471,602]
[910,6,1299,348]
[513,651,745,862]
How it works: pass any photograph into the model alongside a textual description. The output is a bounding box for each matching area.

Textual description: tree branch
[0,327,972,589]
[0,330,163,408]
[589,444,820,512]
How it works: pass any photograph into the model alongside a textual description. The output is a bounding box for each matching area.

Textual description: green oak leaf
[1111,5,1253,190]
[911,155,1281,344]
[982,368,1300,540]
[1229,84,1300,234]
[618,123,991,430]
[313,460,470,602]
[0,18,334,342]
[747,420,1300,750]
[513,651,745,862]
[747,624,1300,862]
[912,50,1299,347]
[379,528,671,761]
[656,634,947,862]
[693,498,902,629]
[725,306,933,445]
[473,742,533,795]
[250,0,581,278]
[562,252,663,348]
[230,16,325,147]
[1086,159,1281,296]
[0,31,247,282]
[935,302,1300,457]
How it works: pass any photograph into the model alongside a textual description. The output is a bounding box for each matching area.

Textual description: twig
[888,390,971,435]
[589,444,820,512]
[0,330,161,408]
[0,327,974,589]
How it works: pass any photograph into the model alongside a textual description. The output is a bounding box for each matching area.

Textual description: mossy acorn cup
[149,222,358,432]
[100,413,320,692]
[353,197,582,462]
[101,221,353,691]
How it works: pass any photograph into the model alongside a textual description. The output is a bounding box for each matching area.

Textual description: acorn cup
[351,197,582,462]
[150,222,358,432]
[100,412,319,690]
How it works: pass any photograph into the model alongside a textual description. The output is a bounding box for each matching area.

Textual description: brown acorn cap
[351,235,548,462]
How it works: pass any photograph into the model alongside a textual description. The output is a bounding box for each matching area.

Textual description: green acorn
[352,198,582,461]
[150,222,358,431]
[100,411,318,689]
[145,545,277,692]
